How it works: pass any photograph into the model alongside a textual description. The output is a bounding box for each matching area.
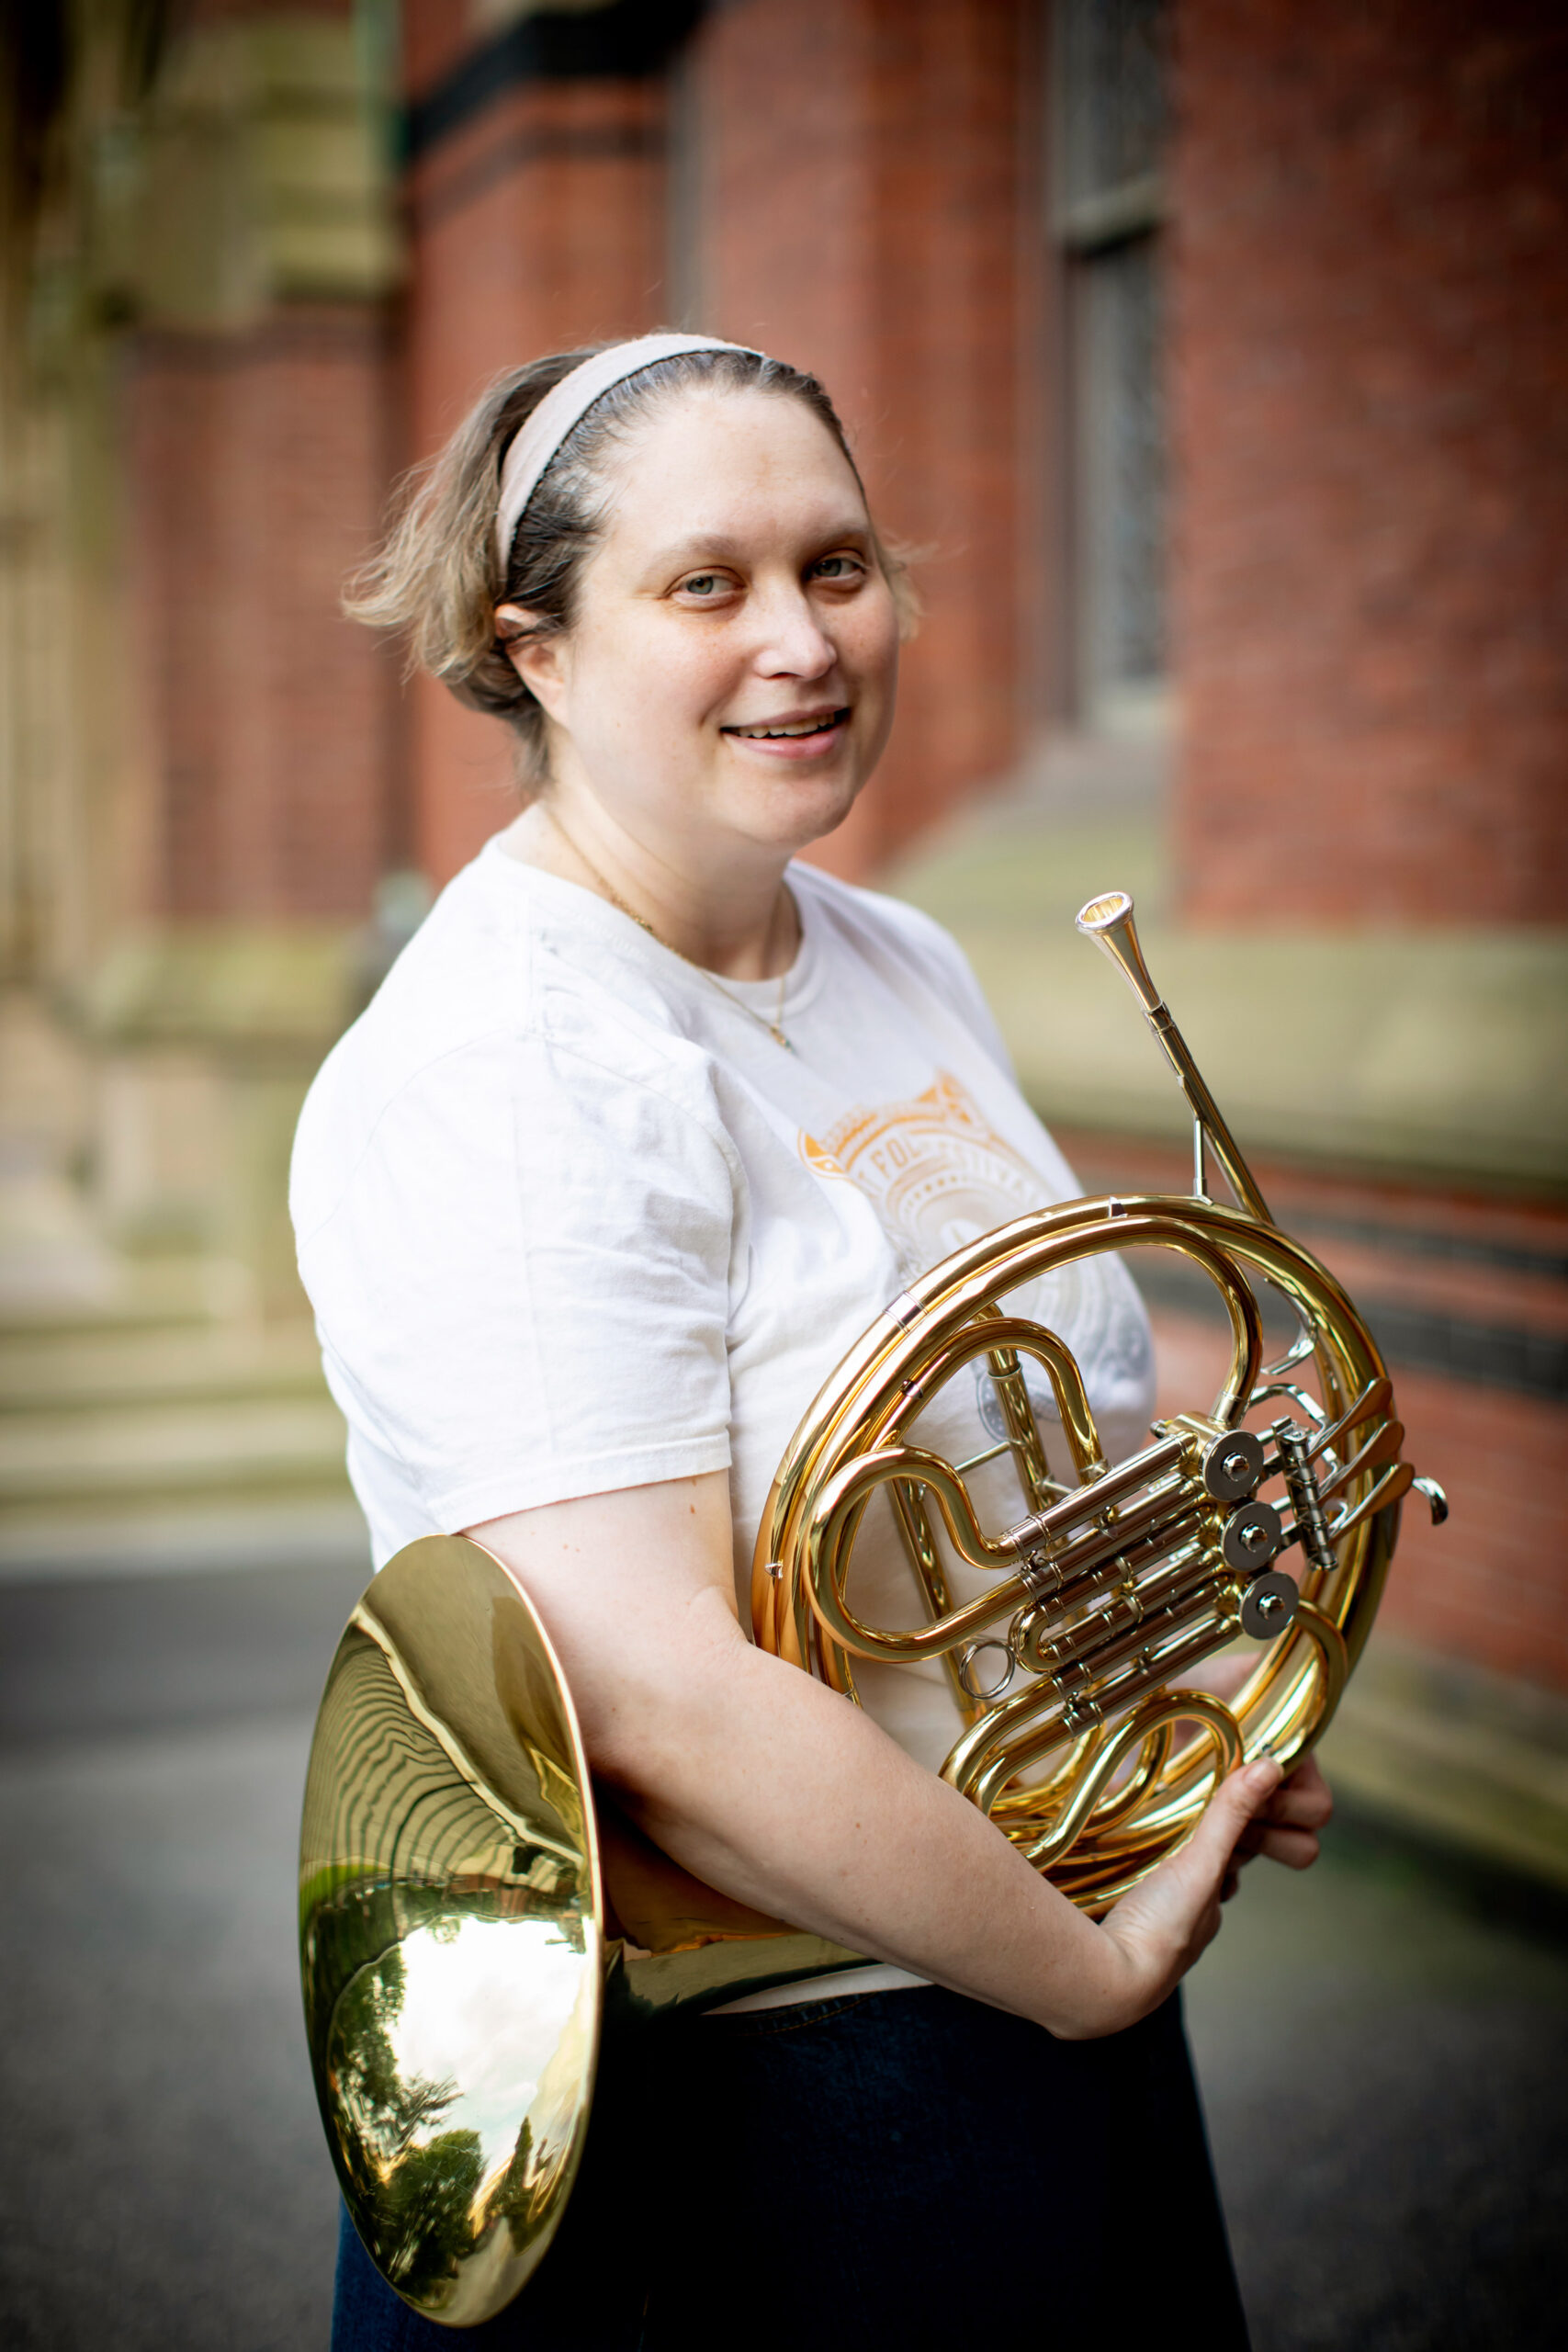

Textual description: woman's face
[504,388,900,865]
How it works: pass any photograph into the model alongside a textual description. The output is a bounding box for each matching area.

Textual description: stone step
[890,812,1568,1190]
[0,1240,351,1544]
[0,1391,351,1520]
[0,1317,329,1414]
[0,1251,252,1341]
[1321,1639,1568,1893]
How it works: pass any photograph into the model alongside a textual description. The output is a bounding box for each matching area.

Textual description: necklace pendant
[771,1026,794,1052]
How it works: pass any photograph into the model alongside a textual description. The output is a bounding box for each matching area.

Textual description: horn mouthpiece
[1076,888,1134,936]
[1075,888,1162,1014]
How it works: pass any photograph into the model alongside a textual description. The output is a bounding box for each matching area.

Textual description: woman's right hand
[1055,1758,1284,2038]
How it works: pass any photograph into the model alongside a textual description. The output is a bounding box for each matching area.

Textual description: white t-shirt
[291,837,1155,1997]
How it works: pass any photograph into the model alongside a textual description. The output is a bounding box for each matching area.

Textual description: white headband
[493,333,758,571]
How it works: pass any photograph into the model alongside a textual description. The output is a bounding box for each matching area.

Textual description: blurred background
[1,2,1564,2346]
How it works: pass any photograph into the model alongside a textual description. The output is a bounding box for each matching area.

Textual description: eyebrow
[645,519,874,571]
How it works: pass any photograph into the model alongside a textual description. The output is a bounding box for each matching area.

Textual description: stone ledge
[82,927,358,1054]
[1320,1637,1568,1894]
[891,816,1568,1190]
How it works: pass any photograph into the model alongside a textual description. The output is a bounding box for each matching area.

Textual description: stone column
[1,2,401,1320]
[103,3,401,1314]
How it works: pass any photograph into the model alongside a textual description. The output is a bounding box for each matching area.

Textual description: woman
[294,334,1329,2350]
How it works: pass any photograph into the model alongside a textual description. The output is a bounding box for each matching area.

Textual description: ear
[494,604,570,722]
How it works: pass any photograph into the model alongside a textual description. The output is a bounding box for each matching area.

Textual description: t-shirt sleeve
[295,1031,738,1534]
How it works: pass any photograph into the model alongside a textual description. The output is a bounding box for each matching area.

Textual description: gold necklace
[542,808,795,1053]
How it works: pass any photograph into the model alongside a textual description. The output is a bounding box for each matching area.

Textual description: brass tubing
[1004,1430,1189,1559]
[955,1575,1232,1815]
[886,1477,982,1724]
[1084,1720,1177,1832]
[807,1443,1209,1667]
[1017,1540,1224,1682]
[959,1598,1240,1815]
[888,1312,1108,1484]
[1021,1690,1243,1867]
[987,1734,1093,1818]
[1119,1638,1333,1840]
[755,1200,1282,1657]
[1014,1476,1203,1597]
[984,1344,1058,1509]
[995,1718,1179,1839]
[1017,1701,1183,1870]
[1148,1011,1272,1227]
[1123,1596,1353,1843]
[967,1300,1060,1510]
[1292,1599,1349,1715]
[806,1208,1269,1494]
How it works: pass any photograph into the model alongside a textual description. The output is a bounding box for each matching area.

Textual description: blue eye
[682,574,722,596]
[812,554,862,581]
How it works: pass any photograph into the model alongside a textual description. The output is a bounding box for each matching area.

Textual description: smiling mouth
[724,707,850,741]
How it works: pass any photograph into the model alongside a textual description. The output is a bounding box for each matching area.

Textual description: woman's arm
[469,1469,1284,2041]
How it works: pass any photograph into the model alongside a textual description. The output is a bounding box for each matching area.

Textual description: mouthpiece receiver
[1075,885,1273,1226]
[1076,890,1163,1015]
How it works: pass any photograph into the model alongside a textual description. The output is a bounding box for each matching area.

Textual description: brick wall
[127,307,392,922]
[1382,1368,1566,1690]
[1173,0,1568,923]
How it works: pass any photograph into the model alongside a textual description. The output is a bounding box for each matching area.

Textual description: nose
[749,579,837,681]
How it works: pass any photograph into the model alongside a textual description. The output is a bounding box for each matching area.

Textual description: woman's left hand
[1176,1651,1335,1898]
[1220,1753,1333,1897]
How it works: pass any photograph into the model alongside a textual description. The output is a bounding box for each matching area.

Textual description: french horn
[299,889,1445,2324]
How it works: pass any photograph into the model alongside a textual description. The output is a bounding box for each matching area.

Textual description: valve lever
[1317,1418,1404,1503]
[1306,1374,1393,1466]
[1414,1476,1450,1526]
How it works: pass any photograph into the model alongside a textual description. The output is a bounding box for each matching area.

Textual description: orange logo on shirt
[800,1073,1043,1283]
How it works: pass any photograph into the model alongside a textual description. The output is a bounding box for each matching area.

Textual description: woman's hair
[344,342,917,789]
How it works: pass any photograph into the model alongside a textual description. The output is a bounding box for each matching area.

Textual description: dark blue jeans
[333,1985,1248,2350]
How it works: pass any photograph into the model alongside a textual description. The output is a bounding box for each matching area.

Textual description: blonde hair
[344,342,918,789]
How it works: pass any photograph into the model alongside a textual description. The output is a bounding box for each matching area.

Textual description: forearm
[586,1596,1128,2036]
[471,1479,1274,2039]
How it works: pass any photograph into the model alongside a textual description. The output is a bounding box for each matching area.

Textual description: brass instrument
[300,888,1445,2324]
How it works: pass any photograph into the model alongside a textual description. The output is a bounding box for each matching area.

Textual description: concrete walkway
[2,1553,1565,2350]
